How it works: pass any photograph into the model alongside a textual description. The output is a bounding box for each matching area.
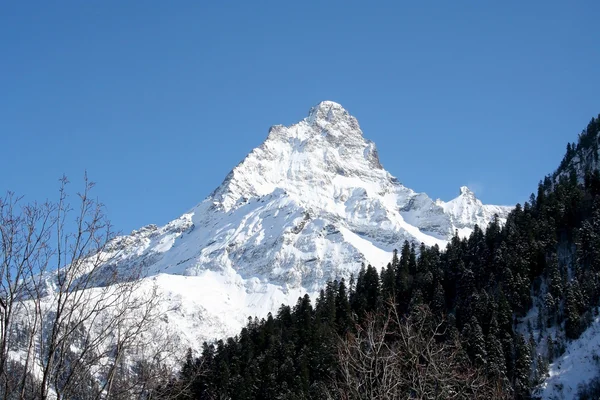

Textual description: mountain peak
[265,101,361,143]
[308,100,346,117]
[305,101,359,130]
[459,186,476,198]
[210,102,380,211]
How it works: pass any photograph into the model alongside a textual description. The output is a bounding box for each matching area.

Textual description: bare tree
[0,189,55,399]
[328,304,511,400]
[0,176,180,399]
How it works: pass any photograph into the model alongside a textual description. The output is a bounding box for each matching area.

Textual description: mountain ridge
[92,101,512,346]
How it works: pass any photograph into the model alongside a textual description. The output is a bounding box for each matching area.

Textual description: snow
[536,310,600,399]
[338,226,393,269]
[438,186,512,231]
[144,272,307,346]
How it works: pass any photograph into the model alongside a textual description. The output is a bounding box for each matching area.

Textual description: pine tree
[547,255,563,299]
[534,354,549,385]
[462,316,487,368]
[546,336,555,361]
[565,283,582,339]
[363,265,381,313]
[544,292,556,327]
[486,332,507,379]
[514,334,532,399]
[380,262,396,305]
[431,281,446,315]
[409,242,417,276]
[395,242,412,313]
[335,278,352,334]
[350,264,367,316]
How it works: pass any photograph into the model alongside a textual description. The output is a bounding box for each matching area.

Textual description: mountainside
[532,114,600,399]
[553,116,600,183]
[97,101,511,346]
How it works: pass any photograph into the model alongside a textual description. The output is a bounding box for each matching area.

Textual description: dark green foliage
[380,262,395,303]
[431,280,446,315]
[514,334,532,399]
[462,316,487,368]
[486,331,507,379]
[334,278,351,334]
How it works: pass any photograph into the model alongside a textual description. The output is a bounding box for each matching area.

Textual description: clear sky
[2,1,599,234]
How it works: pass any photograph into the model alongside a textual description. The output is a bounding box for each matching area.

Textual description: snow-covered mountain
[97,101,512,347]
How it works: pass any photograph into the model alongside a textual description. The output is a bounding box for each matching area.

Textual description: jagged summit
[268,101,363,142]
[310,100,344,110]
[459,186,475,197]
[307,100,345,119]
[440,186,510,233]
[211,102,381,212]
[306,100,357,127]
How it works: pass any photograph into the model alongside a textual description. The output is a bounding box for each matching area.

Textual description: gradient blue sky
[2,1,599,234]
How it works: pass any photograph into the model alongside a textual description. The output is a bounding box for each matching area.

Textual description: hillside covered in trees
[162,115,600,399]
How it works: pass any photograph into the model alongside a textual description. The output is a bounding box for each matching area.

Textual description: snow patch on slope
[536,309,600,399]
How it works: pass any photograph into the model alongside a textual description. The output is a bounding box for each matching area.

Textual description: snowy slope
[534,308,600,399]
[89,101,511,347]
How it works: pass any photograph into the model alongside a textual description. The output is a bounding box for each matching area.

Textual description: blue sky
[2,1,599,234]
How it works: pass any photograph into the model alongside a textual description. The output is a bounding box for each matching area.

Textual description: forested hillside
[164,115,600,400]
